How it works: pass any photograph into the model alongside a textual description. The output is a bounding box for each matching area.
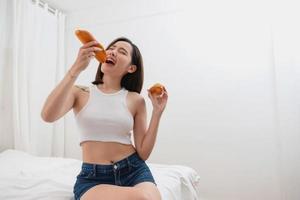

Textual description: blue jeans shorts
[73,152,156,200]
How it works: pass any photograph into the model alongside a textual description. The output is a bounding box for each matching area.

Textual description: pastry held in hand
[149,83,165,96]
[75,29,107,63]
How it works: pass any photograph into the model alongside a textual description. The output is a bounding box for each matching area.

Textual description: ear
[127,65,137,74]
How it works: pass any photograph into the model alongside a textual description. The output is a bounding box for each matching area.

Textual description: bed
[0,149,200,200]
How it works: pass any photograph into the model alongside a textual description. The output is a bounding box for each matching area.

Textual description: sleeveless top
[75,84,134,145]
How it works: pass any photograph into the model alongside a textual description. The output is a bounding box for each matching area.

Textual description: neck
[101,75,122,92]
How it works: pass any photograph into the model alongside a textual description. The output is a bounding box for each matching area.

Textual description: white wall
[62,0,300,200]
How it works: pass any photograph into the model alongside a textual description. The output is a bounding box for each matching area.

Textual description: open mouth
[105,58,115,65]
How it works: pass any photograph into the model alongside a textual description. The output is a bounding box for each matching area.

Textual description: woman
[41,37,168,200]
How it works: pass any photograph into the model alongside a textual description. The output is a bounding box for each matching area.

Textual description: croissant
[149,83,165,95]
[75,29,107,63]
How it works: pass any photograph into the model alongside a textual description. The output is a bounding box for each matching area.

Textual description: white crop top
[75,84,134,145]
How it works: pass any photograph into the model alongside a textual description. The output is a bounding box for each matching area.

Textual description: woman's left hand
[147,88,168,115]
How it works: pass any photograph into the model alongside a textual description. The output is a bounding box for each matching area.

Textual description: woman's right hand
[70,41,103,75]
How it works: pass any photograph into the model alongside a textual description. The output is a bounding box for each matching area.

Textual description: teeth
[106,58,115,64]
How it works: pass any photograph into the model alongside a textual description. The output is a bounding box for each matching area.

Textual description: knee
[137,190,152,200]
[137,190,160,200]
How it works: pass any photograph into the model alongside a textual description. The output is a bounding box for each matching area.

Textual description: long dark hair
[92,37,144,93]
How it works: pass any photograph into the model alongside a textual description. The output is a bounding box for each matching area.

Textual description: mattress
[0,149,200,200]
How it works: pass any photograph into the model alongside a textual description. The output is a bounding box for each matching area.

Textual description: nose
[108,49,116,57]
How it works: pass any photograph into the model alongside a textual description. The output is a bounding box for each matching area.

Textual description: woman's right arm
[41,41,103,123]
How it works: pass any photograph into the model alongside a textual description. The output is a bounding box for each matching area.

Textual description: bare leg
[81,182,161,200]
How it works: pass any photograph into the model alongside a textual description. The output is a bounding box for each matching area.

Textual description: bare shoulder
[128,91,143,100]
[127,91,145,106]
[126,91,146,116]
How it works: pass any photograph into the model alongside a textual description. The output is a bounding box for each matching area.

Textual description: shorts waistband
[81,152,140,172]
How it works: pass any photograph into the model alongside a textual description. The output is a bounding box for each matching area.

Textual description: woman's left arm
[133,89,168,160]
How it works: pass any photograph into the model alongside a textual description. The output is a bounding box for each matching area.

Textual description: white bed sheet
[0,150,200,200]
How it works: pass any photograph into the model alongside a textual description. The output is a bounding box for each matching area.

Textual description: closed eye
[119,48,128,55]
[120,50,127,55]
[107,45,129,55]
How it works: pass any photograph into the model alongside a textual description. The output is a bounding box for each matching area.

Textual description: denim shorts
[73,152,156,200]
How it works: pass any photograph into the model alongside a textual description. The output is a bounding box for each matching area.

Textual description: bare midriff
[81,141,136,164]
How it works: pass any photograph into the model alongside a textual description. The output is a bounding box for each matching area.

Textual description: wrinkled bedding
[0,150,200,200]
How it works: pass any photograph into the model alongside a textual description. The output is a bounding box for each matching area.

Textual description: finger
[81,52,95,60]
[162,95,168,103]
[90,47,103,52]
[88,52,96,58]
[162,86,168,94]
[86,51,95,58]
[163,89,168,96]
[147,90,152,99]
[162,91,168,99]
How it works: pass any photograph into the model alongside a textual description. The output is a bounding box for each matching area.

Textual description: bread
[149,83,165,95]
[75,29,107,63]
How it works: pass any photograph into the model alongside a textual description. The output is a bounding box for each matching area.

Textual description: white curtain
[270,1,300,198]
[0,0,66,156]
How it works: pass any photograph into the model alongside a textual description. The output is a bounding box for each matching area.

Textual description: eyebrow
[111,45,129,54]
